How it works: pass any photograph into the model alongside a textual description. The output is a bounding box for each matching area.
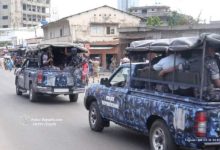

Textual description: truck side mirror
[100,78,110,87]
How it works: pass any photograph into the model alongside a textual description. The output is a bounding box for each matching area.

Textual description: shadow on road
[17,93,76,105]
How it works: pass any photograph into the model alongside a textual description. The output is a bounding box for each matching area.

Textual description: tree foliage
[168,11,196,27]
[146,16,162,26]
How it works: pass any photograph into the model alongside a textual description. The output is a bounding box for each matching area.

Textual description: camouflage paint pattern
[85,64,220,149]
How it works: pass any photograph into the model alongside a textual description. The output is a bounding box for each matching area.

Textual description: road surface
[0,69,149,150]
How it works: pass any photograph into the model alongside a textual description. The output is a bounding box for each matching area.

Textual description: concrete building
[117,0,139,12]
[0,0,50,28]
[118,23,220,54]
[42,5,142,69]
[128,5,171,25]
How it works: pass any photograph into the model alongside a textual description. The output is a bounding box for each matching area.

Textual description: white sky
[51,0,220,22]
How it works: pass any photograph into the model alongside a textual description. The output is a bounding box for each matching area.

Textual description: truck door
[100,67,130,124]
[24,60,38,89]
[17,60,28,89]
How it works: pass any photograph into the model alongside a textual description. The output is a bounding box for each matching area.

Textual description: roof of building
[129,5,170,10]
[42,5,143,27]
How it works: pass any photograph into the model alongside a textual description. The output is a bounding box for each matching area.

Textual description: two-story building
[128,5,171,26]
[41,5,142,70]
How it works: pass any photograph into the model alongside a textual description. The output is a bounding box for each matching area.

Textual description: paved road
[0,69,149,150]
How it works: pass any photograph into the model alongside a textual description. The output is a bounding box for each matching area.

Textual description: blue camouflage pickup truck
[15,43,87,102]
[84,33,220,150]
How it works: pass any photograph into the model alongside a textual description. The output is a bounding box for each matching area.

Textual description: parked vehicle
[84,33,220,150]
[15,42,87,102]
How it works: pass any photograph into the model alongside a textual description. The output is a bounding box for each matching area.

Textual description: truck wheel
[29,84,37,102]
[16,81,22,96]
[89,101,104,132]
[149,119,176,150]
[69,94,78,102]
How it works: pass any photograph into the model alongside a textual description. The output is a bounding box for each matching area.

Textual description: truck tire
[16,81,22,96]
[89,101,104,132]
[149,119,176,150]
[69,94,78,102]
[29,84,37,102]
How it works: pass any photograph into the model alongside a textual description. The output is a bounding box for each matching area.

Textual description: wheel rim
[90,106,97,127]
[152,128,165,150]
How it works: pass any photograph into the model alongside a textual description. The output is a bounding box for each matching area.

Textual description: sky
[51,0,220,23]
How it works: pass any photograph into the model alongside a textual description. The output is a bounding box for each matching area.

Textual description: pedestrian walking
[82,59,89,85]
[92,57,100,83]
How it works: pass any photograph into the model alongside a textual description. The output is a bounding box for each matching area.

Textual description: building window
[90,25,104,35]
[46,0,50,4]
[23,14,27,20]
[23,24,27,27]
[37,6,41,12]
[2,25,8,28]
[37,15,41,22]
[28,15,31,21]
[2,16,8,20]
[60,29,63,37]
[27,5,31,11]
[3,5,8,9]
[106,26,115,35]
[32,6,36,12]
[142,10,147,13]
[33,15,36,21]
[23,4,26,10]
[42,7,45,13]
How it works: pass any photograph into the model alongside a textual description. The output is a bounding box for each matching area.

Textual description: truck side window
[110,67,130,87]
[22,60,29,68]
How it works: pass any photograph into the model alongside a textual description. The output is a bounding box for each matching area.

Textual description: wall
[118,23,220,56]
[42,19,72,43]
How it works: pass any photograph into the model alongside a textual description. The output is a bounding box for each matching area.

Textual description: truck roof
[126,33,220,52]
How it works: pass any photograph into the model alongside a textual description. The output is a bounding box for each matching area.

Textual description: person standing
[88,59,93,79]
[82,59,89,85]
[92,57,100,83]
[110,56,117,72]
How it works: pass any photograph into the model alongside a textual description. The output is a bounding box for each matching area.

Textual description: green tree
[168,11,196,27]
[146,16,162,27]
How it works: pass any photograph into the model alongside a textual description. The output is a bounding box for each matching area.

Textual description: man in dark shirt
[205,47,220,88]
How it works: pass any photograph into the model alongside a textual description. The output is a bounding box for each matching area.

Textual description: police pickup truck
[15,43,87,102]
[84,33,220,150]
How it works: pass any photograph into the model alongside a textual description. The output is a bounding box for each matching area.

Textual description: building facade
[118,24,220,55]
[129,5,171,25]
[42,5,141,69]
[117,0,139,12]
[0,0,50,28]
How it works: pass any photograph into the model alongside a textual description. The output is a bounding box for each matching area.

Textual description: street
[0,69,149,150]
